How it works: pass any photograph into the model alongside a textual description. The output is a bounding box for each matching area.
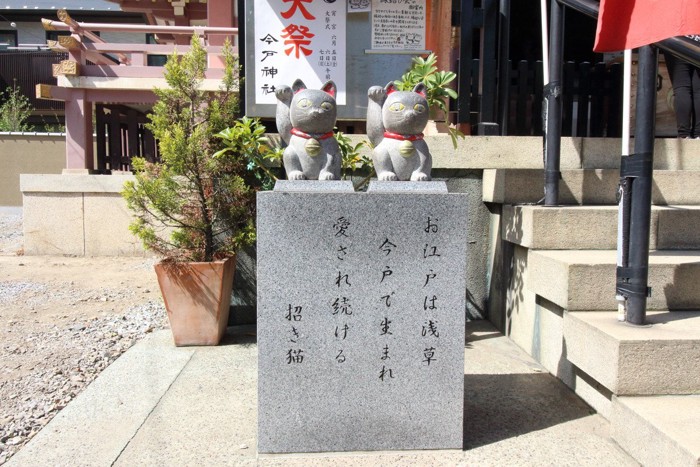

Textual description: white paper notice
[254,0,347,105]
[371,0,426,50]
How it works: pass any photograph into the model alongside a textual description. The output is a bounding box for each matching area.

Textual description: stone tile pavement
[6,321,638,466]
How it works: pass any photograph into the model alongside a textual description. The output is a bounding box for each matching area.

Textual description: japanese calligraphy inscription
[257,187,467,453]
[254,0,346,105]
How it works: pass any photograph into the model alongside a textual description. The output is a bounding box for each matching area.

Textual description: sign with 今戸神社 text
[253,0,347,105]
[257,186,467,453]
[371,0,426,50]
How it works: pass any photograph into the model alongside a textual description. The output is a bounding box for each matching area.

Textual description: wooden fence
[95,104,157,173]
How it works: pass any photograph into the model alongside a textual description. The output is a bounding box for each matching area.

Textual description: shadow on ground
[463,372,594,449]
[221,325,258,346]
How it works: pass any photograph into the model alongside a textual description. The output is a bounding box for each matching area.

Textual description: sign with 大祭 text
[253,0,347,104]
[257,189,467,453]
[371,0,426,50]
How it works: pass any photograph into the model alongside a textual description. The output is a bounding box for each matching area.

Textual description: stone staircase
[485,168,700,466]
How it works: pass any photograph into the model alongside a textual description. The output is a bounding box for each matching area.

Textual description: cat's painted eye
[296,98,311,109]
[413,104,426,113]
[389,102,405,112]
[321,101,334,111]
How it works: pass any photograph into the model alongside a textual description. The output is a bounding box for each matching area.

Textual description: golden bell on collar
[305,138,321,157]
[399,139,415,157]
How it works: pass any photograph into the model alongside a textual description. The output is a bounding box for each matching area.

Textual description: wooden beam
[127,108,139,160]
[39,19,237,36]
[65,89,94,170]
[85,89,159,104]
[62,61,79,76]
[119,0,208,18]
[108,105,122,171]
[36,84,70,101]
[52,60,80,77]
[57,42,229,54]
[37,83,158,104]
[79,64,227,80]
[58,35,82,50]
[95,104,107,173]
[48,43,118,66]
[58,9,131,65]
[41,18,56,31]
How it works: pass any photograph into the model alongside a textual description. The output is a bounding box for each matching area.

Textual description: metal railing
[546,0,700,325]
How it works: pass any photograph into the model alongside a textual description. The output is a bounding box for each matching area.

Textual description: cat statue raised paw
[367,82,432,181]
[275,79,341,180]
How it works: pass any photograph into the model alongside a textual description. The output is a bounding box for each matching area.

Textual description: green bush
[122,36,259,262]
[0,82,33,132]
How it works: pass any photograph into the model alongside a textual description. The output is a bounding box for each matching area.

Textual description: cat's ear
[292,79,307,94]
[385,81,398,95]
[412,83,427,98]
[321,80,337,98]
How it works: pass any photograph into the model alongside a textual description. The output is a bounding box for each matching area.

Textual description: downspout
[543,0,563,206]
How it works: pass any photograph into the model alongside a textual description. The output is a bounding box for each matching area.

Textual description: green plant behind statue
[122,36,258,263]
[395,53,457,120]
[394,53,464,148]
[214,117,282,191]
[336,130,373,189]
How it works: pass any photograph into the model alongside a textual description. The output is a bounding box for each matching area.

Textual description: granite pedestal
[257,182,468,453]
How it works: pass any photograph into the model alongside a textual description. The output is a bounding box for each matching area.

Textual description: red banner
[594,0,700,52]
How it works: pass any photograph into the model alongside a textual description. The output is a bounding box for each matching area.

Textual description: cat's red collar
[291,128,334,140]
[383,131,424,141]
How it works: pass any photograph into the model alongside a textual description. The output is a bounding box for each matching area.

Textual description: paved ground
[6,321,638,466]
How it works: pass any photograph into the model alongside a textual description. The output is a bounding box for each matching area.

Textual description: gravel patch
[0,282,48,304]
[0,213,169,465]
[0,214,22,256]
[0,302,168,464]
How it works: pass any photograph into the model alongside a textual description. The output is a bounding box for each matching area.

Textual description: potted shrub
[122,36,268,346]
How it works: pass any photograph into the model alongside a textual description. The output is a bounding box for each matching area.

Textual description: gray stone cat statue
[367,82,432,181]
[275,79,341,180]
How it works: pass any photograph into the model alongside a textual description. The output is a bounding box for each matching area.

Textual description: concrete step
[612,395,700,467]
[352,135,700,170]
[528,250,700,311]
[563,311,700,395]
[484,169,700,205]
[503,205,700,250]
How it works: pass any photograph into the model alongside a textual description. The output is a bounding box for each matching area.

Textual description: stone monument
[257,184,467,453]
[275,79,342,181]
[367,82,433,181]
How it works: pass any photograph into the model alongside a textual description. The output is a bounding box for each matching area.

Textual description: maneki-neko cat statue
[367,82,432,181]
[275,79,341,180]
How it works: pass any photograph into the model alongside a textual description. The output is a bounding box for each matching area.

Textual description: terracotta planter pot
[154,257,236,346]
